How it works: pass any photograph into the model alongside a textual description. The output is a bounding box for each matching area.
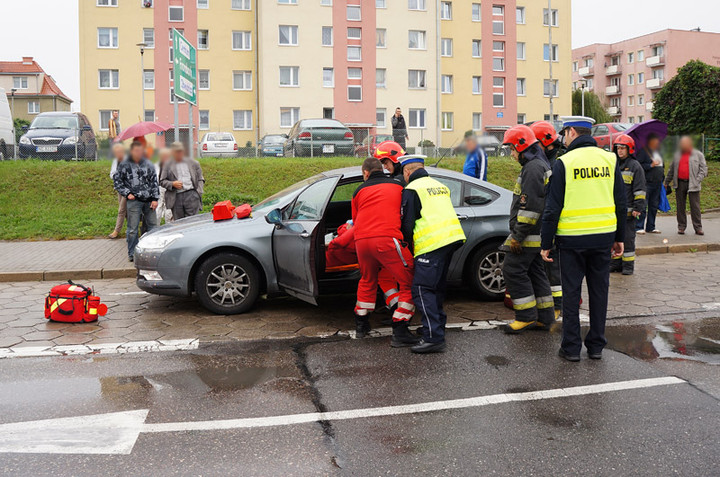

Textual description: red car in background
[354,134,394,157]
[591,123,631,151]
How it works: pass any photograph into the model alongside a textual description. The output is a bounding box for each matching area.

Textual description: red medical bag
[212,200,235,221]
[44,281,108,323]
[234,203,252,219]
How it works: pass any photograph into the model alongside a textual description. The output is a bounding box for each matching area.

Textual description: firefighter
[530,121,563,316]
[541,116,626,362]
[374,140,406,184]
[400,155,466,353]
[353,157,418,347]
[611,134,646,275]
[500,125,555,334]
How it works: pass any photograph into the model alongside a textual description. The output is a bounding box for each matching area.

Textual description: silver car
[199,132,238,158]
[134,167,511,315]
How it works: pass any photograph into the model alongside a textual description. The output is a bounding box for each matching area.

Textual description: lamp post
[10,88,16,158]
[580,81,586,117]
[136,43,147,120]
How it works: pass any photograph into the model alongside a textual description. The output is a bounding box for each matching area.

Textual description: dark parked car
[259,134,287,157]
[283,119,355,157]
[18,112,97,160]
[591,123,631,151]
[454,135,509,157]
[134,166,512,315]
[354,134,394,157]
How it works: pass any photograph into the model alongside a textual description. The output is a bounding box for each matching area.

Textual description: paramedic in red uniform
[352,157,419,347]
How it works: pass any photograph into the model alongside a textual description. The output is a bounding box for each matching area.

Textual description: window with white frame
[98,28,118,48]
[322,26,333,46]
[472,76,482,94]
[233,70,252,90]
[638,94,644,105]
[98,69,119,89]
[280,107,300,128]
[28,101,39,114]
[233,110,252,130]
[197,0,209,9]
[144,110,155,122]
[493,77,504,107]
[637,50,644,61]
[517,42,526,60]
[628,74,634,85]
[347,46,362,61]
[493,57,505,71]
[408,30,426,49]
[572,61,578,72]
[628,117,635,124]
[408,0,426,11]
[472,112,482,131]
[199,110,209,130]
[408,69,426,89]
[376,0,386,7]
[408,108,426,128]
[197,30,209,49]
[376,68,386,88]
[323,68,334,87]
[143,28,155,48]
[198,70,210,89]
[376,108,387,127]
[638,115,644,122]
[543,44,558,62]
[651,45,664,57]
[493,40,504,52]
[627,52,634,63]
[472,3,481,21]
[232,0,251,9]
[584,57,594,67]
[348,67,362,79]
[543,79,558,97]
[516,78,526,96]
[232,31,252,50]
[169,6,183,21]
[653,69,664,80]
[441,1,452,20]
[441,38,453,56]
[543,8,558,26]
[516,7,525,24]
[441,74,453,93]
[492,5,503,15]
[347,5,361,21]
[99,110,112,130]
[278,0,297,4]
[348,85,362,101]
[13,77,28,89]
[279,25,298,45]
[517,113,526,124]
[97,0,118,6]
[627,95,634,106]
[143,70,154,89]
[376,28,387,47]
[321,0,332,5]
[347,27,361,39]
[472,39,481,58]
[441,112,453,130]
[279,66,299,87]
[638,72,644,84]
[493,19,504,35]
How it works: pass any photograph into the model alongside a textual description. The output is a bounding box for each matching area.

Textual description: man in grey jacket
[160,142,205,220]
[664,136,708,235]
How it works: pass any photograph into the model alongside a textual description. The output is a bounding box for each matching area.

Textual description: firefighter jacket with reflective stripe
[352,170,404,241]
[402,169,466,257]
[500,143,550,251]
[618,155,647,216]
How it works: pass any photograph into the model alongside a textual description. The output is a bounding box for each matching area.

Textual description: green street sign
[172,29,197,105]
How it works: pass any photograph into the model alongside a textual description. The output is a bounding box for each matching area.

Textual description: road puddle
[606,317,720,364]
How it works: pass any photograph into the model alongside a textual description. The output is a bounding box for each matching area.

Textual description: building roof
[0,57,72,103]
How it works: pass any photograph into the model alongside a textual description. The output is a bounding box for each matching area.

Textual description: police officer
[611,135,646,275]
[500,125,555,334]
[374,140,406,184]
[400,155,466,353]
[541,117,626,362]
[530,121,564,315]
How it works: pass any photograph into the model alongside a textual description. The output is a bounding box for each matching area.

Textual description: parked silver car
[134,167,511,315]
[199,132,238,158]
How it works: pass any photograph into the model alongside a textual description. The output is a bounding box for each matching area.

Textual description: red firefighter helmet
[613,134,636,155]
[373,141,405,164]
[529,121,559,148]
[503,125,537,153]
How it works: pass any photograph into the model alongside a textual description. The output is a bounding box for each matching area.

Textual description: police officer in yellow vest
[400,155,466,353]
[541,117,626,362]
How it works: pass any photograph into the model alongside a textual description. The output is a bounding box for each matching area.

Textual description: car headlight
[63,136,79,145]
[19,136,31,145]
[139,270,163,281]
[136,232,183,251]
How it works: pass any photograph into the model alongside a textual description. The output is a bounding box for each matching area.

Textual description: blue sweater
[463,146,488,181]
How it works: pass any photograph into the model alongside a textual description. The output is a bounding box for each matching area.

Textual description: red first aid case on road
[44,281,108,323]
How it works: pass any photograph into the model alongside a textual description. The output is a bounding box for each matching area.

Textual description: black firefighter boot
[622,260,635,276]
[355,315,371,338]
[609,257,622,273]
[391,321,421,348]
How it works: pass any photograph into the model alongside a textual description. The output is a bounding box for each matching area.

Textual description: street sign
[497,112,504,118]
[172,29,197,105]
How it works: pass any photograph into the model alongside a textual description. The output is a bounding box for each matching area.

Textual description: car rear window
[302,119,346,129]
[264,136,285,144]
[206,133,234,141]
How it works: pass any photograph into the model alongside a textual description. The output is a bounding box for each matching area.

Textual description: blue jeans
[126,199,158,258]
[638,181,662,232]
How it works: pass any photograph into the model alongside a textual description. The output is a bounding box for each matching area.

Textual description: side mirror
[22,125,28,131]
[264,208,283,227]
[82,125,92,131]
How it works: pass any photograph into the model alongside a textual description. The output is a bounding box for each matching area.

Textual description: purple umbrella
[625,119,668,151]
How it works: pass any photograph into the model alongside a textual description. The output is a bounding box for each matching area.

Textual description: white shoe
[637,230,646,235]
[650,229,661,234]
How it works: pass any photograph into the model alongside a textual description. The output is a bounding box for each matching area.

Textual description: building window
[144,110,155,122]
[638,115,644,122]
[651,45,664,57]
[323,68,334,87]
[408,0,426,11]
[637,50,645,61]
[638,94,644,105]
[143,28,155,48]
[377,108,387,128]
[472,3,481,21]
[322,26,333,46]
[472,76,482,94]
[347,27,362,40]
[279,25,299,45]
[628,74,634,85]
[543,8,558,26]
[198,70,210,90]
[441,38,453,57]
[441,112,453,131]
[543,44,559,62]
[493,41,504,52]
[543,79,558,97]
[12,77,28,89]
[516,78,526,96]
[99,110,112,130]
[493,92,504,107]
[143,70,154,90]
[628,96,635,107]
[627,52,634,63]
[199,110,209,130]
[233,70,252,90]
[98,69,119,89]
[232,31,252,50]
[347,46,362,61]
[517,42,526,60]
[408,109,426,128]
[516,7,525,24]
[348,85,362,102]
[517,113,526,124]
[376,28,387,48]
[197,0,209,9]
[472,39,481,58]
[653,69,665,80]
[408,69,426,89]
[493,19,504,35]
[376,68,386,88]
[348,67,362,79]
[197,30,209,49]
[347,5,361,21]
[376,0,386,7]
[441,75,453,94]
[584,57,594,67]
[168,6,184,21]
[278,0,298,3]
[492,5,504,15]
[492,57,505,71]
[280,107,300,128]
[572,61,578,72]
[440,1,452,20]
[638,72,645,84]
[98,28,118,48]
[97,0,118,6]
[233,110,252,130]
[408,30,426,50]
[279,66,300,87]
[628,117,635,124]
[232,0,251,9]
[323,107,334,119]
[28,101,40,114]
[472,112,482,131]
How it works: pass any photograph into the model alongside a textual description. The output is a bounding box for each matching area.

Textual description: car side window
[464,184,496,206]
[596,125,609,135]
[330,181,361,202]
[433,176,463,208]
[286,178,338,221]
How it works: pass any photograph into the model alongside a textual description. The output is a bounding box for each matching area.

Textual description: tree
[571,89,612,124]
[13,118,30,144]
[653,60,720,137]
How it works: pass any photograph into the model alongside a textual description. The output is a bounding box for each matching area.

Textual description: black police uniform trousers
[544,248,563,310]
[559,246,612,355]
[503,250,555,324]
[412,242,458,344]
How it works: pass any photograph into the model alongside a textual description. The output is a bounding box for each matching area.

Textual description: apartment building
[79,0,571,149]
[572,29,720,124]
[0,57,73,122]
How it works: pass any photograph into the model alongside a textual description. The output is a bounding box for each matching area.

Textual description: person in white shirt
[108,143,127,239]
[154,148,173,224]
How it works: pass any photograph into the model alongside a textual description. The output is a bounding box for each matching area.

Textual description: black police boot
[622,260,635,276]
[411,339,447,354]
[609,258,622,273]
[391,321,421,348]
[355,315,371,338]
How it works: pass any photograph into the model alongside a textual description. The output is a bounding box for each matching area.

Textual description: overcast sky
[0,0,718,111]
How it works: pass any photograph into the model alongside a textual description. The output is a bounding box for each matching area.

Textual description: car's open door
[271,176,341,305]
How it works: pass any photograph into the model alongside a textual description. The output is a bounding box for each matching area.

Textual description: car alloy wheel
[478,250,506,294]
[206,263,251,307]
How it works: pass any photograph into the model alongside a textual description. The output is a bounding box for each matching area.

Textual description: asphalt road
[0,315,719,476]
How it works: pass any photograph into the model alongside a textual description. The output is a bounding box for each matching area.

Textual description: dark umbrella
[114,121,173,142]
[625,119,668,151]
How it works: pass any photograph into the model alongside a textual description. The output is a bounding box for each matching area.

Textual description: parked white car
[199,132,238,158]
[0,87,14,160]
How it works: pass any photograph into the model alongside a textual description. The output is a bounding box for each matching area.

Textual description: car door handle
[299,231,310,238]
[456,214,469,221]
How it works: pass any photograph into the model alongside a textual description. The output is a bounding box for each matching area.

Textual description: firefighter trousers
[611,217,638,267]
[544,248,563,310]
[502,249,555,324]
[355,237,415,321]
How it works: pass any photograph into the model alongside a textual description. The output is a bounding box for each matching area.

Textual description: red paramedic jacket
[351,171,404,241]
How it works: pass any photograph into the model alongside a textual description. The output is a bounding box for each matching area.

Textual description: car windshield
[206,133,234,142]
[302,119,345,129]
[613,123,631,131]
[30,116,78,129]
[478,136,500,146]
[263,136,285,145]
[252,175,323,214]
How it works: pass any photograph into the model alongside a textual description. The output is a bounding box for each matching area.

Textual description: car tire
[0,142,5,161]
[468,241,506,301]
[194,253,261,315]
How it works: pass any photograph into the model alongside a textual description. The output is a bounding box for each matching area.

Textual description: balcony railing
[646,78,664,89]
[646,55,665,67]
[605,64,621,75]
[578,66,594,77]
[608,106,621,116]
[605,85,621,95]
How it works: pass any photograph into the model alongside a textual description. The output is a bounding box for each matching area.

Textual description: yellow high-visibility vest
[406,176,466,256]
[557,146,618,236]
